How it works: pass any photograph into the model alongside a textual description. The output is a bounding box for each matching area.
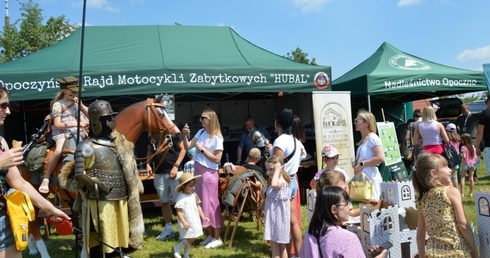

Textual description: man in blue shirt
[236,117,271,167]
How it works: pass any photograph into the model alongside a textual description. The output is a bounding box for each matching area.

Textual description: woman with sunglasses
[39,77,89,193]
[182,108,224,249]
[299,186,386,258]
[353,109,385,203]
[0,84,71,258]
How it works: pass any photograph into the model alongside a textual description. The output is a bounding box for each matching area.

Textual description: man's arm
[475,124,484,156]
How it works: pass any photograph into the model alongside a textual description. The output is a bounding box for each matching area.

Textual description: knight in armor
[74,100,144,257]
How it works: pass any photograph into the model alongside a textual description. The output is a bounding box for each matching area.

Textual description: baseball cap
[321,144,340,158]
[446,123,457,132]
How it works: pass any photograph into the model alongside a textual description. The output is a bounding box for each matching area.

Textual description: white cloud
[397,0,424,7]
[456,45,490,62]
[292,0,329,13]
[85,0,120,13]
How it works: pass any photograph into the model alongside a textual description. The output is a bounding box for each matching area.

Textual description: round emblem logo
[389,54,431,71]
[313,72,330,90]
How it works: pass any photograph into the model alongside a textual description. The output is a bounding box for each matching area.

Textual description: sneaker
[199,235,214,245]
[156,226,174,241]
[173,246,182,258]
[205,239,223,249]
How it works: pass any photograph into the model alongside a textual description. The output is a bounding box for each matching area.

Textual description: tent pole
[368,95,371,112]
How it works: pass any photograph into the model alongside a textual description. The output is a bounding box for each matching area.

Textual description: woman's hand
[368,244,388,258]
[182,123,190,137]
[353,163,362,176]
[0,147,24,170]
[195,141,203,152]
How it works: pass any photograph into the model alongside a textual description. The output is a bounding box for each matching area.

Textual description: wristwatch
[174,163,180,168]
[360,161,365,167]
[200,148,204,153]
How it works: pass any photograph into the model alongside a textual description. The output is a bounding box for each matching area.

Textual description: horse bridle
[140,98,178,176]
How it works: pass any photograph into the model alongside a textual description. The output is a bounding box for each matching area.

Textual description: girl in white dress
[173,173,210,258]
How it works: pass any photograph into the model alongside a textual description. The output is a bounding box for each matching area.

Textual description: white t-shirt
[355,133,383,199]
[193,128,224,170]
[271,134,306,175]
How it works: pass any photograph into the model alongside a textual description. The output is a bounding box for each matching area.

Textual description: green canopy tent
[485,63,490,92]
[332,41,487,125]
[0,25,331,101]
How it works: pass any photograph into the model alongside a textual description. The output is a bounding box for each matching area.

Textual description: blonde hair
[202,108,222,138]
[356,109,377,134]
[413,151,447,201]
[316,169,345,192]
[446,130,461,142]
[50,90,65,109]
[266,155,291,184]
[422,106,437,123]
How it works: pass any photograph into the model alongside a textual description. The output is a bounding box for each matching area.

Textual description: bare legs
[40,138,65,193]
[460,169,475,197]
[271,241,288,258]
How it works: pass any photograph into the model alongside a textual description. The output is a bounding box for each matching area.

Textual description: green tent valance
[0,25,331,101]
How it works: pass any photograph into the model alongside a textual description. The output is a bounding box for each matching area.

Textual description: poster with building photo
[312,91,355,179]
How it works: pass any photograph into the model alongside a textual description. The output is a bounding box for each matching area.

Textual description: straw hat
[175,173,201,192]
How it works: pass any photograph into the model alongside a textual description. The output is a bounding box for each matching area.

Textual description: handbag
[443,143,461,168]
[5,188,35,251]
[405,146,413,160]
[349,172,373,202]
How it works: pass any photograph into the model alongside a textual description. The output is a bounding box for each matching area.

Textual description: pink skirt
[193,162,223,228]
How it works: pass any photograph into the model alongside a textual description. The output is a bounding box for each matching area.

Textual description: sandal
[47,215,73,236]
[38,178,50,194]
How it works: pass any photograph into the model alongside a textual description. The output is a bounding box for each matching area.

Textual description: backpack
[25,142,50,173]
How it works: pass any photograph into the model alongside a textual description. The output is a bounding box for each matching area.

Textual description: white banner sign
[312,91,355,179]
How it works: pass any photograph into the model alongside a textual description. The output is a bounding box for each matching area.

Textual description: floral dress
[420,186,471,257]
[263,182,290,244]
[51,101,79,141]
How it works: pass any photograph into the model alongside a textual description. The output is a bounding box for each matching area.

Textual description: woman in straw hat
[173,173,210,258]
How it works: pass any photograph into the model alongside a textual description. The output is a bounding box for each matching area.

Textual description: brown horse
[22,94,179,257]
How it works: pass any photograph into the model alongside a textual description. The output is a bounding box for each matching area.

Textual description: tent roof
[332,42,487,103]
[0,25,331,101]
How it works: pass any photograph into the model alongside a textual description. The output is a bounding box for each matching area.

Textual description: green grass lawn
[23,163,489,258]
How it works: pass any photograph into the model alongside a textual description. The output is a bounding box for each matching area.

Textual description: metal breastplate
[84,140,128,200]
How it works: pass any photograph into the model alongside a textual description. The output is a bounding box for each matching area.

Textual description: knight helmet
[88,100,118,136]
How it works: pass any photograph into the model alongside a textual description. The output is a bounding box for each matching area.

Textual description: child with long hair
[40,77,88,193]
[413,152,478,258]
[263,155,291,258]
[445,123,461,188]
[460,133,477,198]
[299,186,386,258]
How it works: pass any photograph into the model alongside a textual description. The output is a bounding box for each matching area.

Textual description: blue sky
[3,0,490,80]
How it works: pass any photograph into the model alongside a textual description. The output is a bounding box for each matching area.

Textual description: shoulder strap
[284,135,296,163]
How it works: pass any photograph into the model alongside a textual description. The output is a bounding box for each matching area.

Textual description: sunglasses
[199,116,208,122]
[0,102,9,111]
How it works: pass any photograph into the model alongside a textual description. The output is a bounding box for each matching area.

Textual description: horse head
[114,94,179,143]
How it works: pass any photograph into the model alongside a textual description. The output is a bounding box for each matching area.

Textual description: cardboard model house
[475,191,490,257]
[348,181,419,257]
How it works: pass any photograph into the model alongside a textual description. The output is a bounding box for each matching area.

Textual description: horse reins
[135,98,177,176]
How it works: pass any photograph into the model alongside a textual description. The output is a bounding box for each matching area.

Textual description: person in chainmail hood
[74,100,144,257]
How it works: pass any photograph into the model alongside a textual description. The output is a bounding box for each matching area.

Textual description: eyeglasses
[0,102,9,111]
[336,201,352,208]
[199,116,208,122]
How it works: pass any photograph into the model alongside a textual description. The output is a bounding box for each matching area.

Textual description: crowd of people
[0,75,484,258]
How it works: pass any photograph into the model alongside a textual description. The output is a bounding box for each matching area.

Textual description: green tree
[285,46,317,65]
[0,0,77,63]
